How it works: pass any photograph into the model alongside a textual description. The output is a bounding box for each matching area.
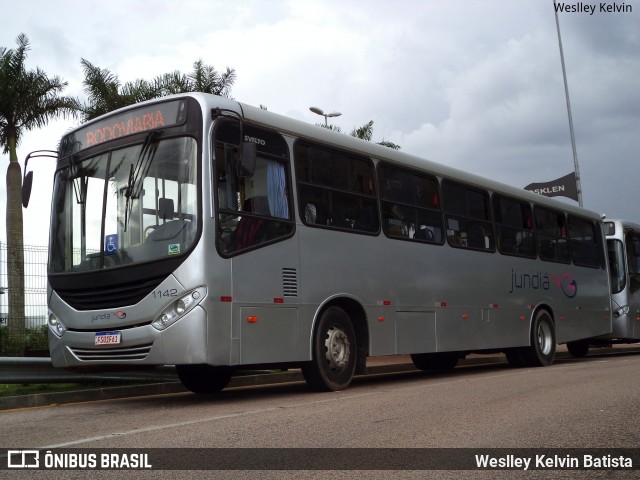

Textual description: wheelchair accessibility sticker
[105,234,119,255]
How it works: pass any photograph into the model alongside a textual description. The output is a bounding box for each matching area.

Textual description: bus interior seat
[244,196,270,215]
[147,198,189,242]
[414,227,435,241]
[304,203,319,224]
[355,206,377,231]
[231,196,269,250]
[467,225,486,249]
[158,197,175,221]
[331,211,351,229]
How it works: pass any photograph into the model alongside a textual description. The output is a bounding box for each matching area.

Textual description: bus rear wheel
[302,306,357,392]
[176,364,233,394]
[520,309,556,367]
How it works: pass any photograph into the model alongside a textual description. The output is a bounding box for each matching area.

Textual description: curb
[2,347,638,411]
[0,354,507,411]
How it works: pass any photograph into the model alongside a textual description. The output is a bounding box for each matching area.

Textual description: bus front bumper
[48,306,208,368]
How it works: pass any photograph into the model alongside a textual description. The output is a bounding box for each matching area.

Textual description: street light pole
[554,1,583,207]
[309,106,342,127]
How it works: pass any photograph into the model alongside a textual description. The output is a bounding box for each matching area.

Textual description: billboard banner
[524,172,578,201]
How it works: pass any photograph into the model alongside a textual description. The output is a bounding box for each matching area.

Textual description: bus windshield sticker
[105,234,119,255]
[168,243,180,255]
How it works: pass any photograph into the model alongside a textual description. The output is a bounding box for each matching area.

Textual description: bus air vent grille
[282,268,298,297]
[70,343,153,361]
[56,275,166,310]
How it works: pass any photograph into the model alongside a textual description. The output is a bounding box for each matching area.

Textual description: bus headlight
[48,312,67,337]
[152,286,206,331]
[614,305,630,318]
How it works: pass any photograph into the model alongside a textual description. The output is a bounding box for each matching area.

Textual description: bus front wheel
[302,306,357,392]
[176,364,233,394]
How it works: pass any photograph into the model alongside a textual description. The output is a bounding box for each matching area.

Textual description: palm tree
[350,120,400,149]
[320,119,400,149]
[0,34,79,354]
[350,120,374,141]
[81,59,236,121]
[81,59,161,120]
[183,59,236,96]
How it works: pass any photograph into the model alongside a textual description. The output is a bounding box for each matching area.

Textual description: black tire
[410,352,461,371]
[520,309,556,367]
[301,306,357,392]
[176,364,233,394]
[567,340,590,357]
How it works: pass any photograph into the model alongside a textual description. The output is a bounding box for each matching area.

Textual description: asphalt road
[1,351,639,479]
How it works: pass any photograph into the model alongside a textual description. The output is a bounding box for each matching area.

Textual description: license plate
[95,331,121,346]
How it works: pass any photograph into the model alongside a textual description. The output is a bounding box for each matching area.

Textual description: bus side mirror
[21,149,58,208]
[237,141,257,177]
[22,171,33,208]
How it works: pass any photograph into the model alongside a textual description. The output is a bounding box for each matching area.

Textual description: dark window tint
[493,195,535,257]
[442,181,494,251]
[378,163,443,243]
[214,122,294,256]
[295,142,378,233]
[568,216,601,268]
[534,207,569,263]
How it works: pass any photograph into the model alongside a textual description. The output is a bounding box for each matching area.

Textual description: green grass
[0,381,154,398]
[0,383,98,397]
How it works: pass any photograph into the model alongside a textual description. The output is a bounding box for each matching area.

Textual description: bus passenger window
[607,239,626,294]
[213,121,294,256]
[493,195,535,258]
[378,163,443,244]
[534,207,570,263]
[442,180,494,252]
[295,142,378,234]
[568,216,601,268]
[625,233,640,292]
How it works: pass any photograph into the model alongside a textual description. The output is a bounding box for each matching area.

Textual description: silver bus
[36,93,612,392]
[567,219,640,356]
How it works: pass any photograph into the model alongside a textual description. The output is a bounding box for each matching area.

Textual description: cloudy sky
[1,0,638,245]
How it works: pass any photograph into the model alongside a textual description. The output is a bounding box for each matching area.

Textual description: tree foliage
[0,34,80,154]
[0,33,80,355]
[81,58,236,121]
[320,119,400,150]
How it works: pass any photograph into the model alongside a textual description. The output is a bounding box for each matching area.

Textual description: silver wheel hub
[324,326,350,371]
[537,320,552,355]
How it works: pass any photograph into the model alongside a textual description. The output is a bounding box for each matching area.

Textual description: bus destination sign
[68,100,186,153]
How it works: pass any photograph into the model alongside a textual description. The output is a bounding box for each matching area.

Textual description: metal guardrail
[0,357,178,384]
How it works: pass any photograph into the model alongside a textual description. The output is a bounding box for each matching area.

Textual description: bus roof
[605,219,640,232]
[65,92,605,222]
[237,98,603,221]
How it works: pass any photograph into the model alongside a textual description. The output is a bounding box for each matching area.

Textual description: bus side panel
[239,306,298,364]
[551,266,611,344]
[298,228,399,356]
[395,310,436,354]
[230,237,303,364]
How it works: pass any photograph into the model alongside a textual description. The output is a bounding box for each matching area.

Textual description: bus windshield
[607,239,626,294]
[49,136,198,273]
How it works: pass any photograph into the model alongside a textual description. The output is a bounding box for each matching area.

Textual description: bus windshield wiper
[124,130,162,231]
[69,154,87,206]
